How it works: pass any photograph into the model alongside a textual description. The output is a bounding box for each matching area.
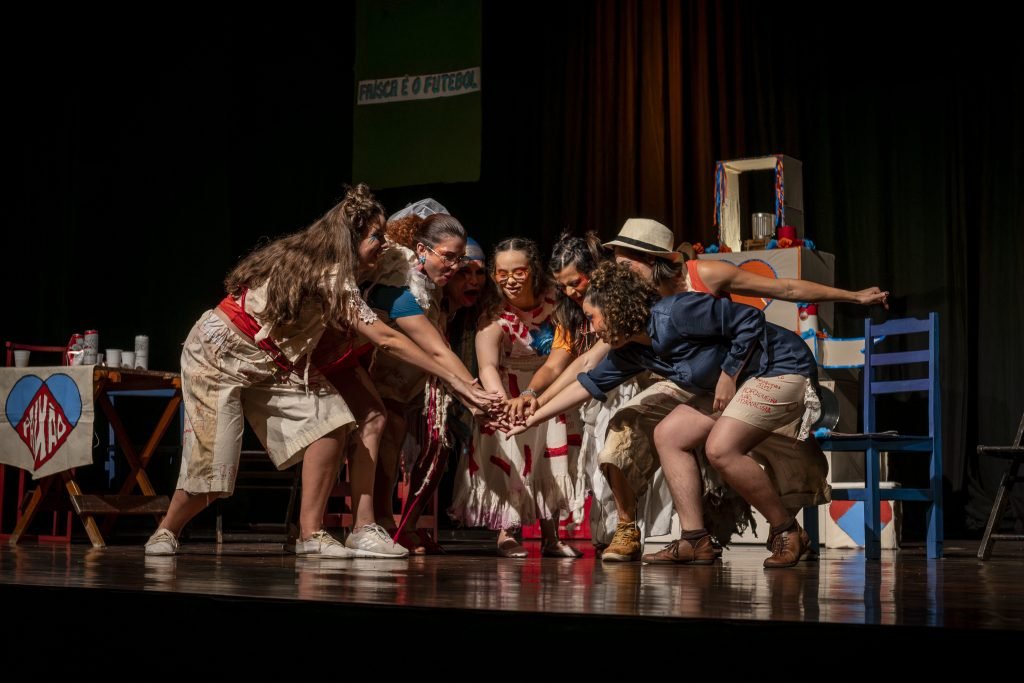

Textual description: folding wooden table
[7,367,181,548]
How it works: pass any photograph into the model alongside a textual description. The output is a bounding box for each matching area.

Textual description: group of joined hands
[459,381,543,438]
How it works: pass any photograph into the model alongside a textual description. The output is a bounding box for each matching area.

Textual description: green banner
[353,0,482,188]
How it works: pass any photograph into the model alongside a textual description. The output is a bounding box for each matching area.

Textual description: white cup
[134,335,149,354]
[135,352,149,370]
[13,350,30,367]
[106,349,122,368]
[122,351,136,369]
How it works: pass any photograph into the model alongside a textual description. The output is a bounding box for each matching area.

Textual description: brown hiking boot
[763,523,807,568]
[765,525,816,562]
[602,521,641,562]
[641,535,716,565]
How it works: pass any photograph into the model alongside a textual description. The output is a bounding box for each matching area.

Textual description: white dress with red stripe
[449,292,584,530]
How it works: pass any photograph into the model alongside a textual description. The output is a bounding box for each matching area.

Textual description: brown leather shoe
[763,523,807,568]
[765,526,815,562]
[641,535,716,565]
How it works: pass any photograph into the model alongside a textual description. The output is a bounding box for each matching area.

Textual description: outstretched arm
[395,313,477,385]
[507,380,592,436]
[537,340,612,407]
[506,347,573,421]
[697,260,889,307]
[474,320,508,398]
[354,317,499,411]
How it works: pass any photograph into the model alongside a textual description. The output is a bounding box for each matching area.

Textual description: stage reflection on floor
[1,539,1021,630]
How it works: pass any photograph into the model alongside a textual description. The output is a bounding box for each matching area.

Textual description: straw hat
[603,218,680,262]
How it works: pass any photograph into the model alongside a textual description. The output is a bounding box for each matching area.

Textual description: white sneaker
[346,524,410,558]
[292,530,356,559]
[145,528,179,556]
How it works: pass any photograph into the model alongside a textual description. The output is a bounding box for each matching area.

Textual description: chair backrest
[862,313,939,438]
[1012,413,1024,449]
[4,341,68,367]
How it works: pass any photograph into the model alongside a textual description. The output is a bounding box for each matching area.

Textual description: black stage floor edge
[1,539,1020,672]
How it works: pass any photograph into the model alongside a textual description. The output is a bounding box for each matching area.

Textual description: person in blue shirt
[362,207,493,554]
[513,262,822,568]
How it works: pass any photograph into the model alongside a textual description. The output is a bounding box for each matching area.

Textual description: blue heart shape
[835,501,890,546]
[5,374,82,427]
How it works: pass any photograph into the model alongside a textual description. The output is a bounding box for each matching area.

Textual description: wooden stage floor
[1,537,1021,668]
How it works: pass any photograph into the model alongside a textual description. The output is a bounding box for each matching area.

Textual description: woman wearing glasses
[449,238,585,558]
[362,205,497,553]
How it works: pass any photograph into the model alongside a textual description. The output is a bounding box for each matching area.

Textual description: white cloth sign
[0,366,94,479]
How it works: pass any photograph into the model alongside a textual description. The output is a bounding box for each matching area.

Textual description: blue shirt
[366,285,425,319]
[578,292,815,401]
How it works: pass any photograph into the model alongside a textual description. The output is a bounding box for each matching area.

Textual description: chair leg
[802,505,820,554]
[865,447,882,560]
[978,459,1018,560]
[927,449,944,559]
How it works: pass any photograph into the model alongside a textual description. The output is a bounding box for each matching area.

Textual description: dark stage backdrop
[4,3,1021,536]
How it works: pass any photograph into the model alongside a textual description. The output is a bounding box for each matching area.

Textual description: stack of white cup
[135,335,149,370]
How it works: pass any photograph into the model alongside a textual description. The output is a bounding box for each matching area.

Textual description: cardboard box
[715,154,804,252]
[698,247,836,335]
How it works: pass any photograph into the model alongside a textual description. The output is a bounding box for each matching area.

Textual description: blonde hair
[225,183,385,331]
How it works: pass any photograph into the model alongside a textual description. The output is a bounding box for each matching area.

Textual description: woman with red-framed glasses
[449,237,585,558]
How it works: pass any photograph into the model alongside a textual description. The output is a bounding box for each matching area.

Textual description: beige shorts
[597,379,712,496]
[598,374,829,508]
[721,374,811,438]
[177,312,356,495]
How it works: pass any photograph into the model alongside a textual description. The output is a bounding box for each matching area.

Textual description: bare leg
[373,403,412,539]
[605,465,637,523]
[539,518,560,545]
[335,366,387,528]
[299,426,348,538]
[704,417,789,527]
[653,404,716,530]
[158,490,218,536]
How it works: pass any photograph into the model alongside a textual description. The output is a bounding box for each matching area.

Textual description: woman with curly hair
[449,237,585,558]
[515,261,825,568]
[383,235,492,555]
[144,185,496,560]
[535,218,886,561]
[357,200,495,554]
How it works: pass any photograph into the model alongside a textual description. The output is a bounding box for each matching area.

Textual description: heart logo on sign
[730,259,779,311]
[829,499,893,546]
[4,374,82,471]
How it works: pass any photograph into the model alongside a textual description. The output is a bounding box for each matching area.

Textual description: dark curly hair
[386,213,466,250]
[584,262,659,345]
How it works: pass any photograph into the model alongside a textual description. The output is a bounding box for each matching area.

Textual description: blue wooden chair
[818,314,942,560]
